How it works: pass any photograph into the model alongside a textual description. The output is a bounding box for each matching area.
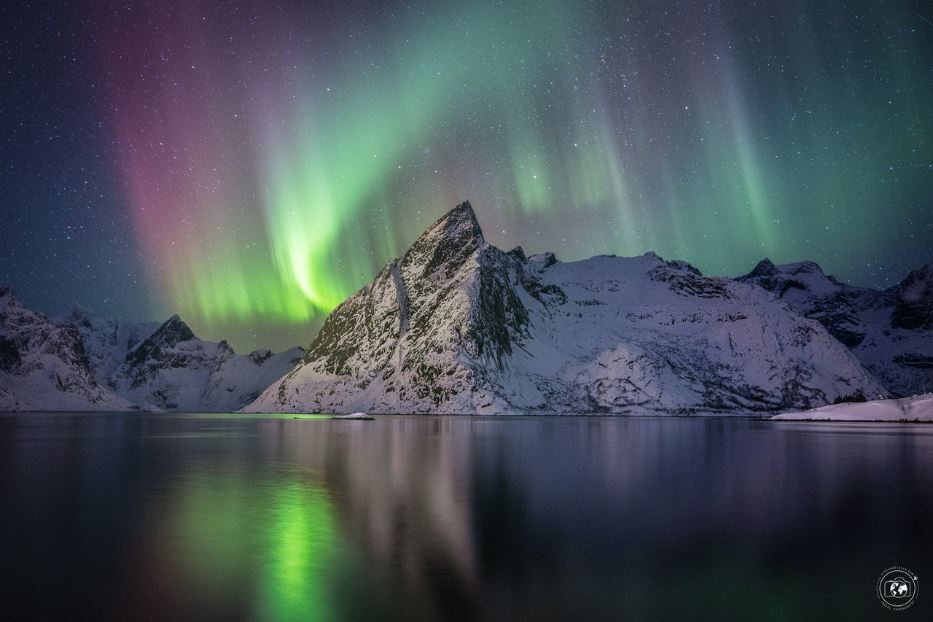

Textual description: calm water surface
[1,413,932,621]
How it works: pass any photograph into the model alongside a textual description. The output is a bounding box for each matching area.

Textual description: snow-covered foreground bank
[772,394,933,422]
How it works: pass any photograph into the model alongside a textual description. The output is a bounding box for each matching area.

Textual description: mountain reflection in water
[1,414,932,621]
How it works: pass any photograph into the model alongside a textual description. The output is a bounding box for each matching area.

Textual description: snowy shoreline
[772,394,933,422]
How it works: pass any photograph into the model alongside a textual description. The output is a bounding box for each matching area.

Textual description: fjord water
[1,414,931,621]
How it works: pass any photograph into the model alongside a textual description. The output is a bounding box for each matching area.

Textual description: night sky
[2,1,932,351]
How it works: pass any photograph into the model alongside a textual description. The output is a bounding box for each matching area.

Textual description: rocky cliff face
[0,288,135,411]
[247,202,886,414]
[740,260,933,397]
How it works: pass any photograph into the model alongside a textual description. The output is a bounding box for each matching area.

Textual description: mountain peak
[0,287,26,312]
[896,262,933,290]
[402,200,485,279]
[0,286,18,307]
[748,258,777,277]
[892,262,933,330]
[124,314,196,366]
[428,200,483,243]
[158,314,196,342]
[787,260,825,275]
[745,258,828,279]
[445,199,479,226]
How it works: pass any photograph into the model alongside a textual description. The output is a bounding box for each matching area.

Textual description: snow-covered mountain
[247,201,886,415]
[739,259,933,397]
[0,288,135,411]
[2,294,302,412]
[108,315,304,411]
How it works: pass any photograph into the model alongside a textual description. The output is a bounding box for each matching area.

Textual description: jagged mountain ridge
[2,295,302,411]
[0,288,135,411]
[739,259,933,396]
[109,314,304,411]
[247,202,888,415]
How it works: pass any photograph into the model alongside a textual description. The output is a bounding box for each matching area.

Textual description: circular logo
[877,566,919,611]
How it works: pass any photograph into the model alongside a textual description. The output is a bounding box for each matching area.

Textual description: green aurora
[39,0,932,350]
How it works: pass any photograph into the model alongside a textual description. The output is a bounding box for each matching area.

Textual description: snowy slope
[0,288,136,411]
[247,202,885,415]
[740,260,933,397]
[772,394,933,421]
[111,315,303,411]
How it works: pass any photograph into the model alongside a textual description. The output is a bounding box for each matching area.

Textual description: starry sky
[2,0,932,351]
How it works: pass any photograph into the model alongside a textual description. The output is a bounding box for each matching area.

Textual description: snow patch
[772,394,933,421]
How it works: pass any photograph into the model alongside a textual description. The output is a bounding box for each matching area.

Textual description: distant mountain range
[0,289,302,411]
[246,202,930,415]
[3,202,930,414]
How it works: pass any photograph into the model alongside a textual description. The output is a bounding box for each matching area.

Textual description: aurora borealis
[2,0,932,350]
